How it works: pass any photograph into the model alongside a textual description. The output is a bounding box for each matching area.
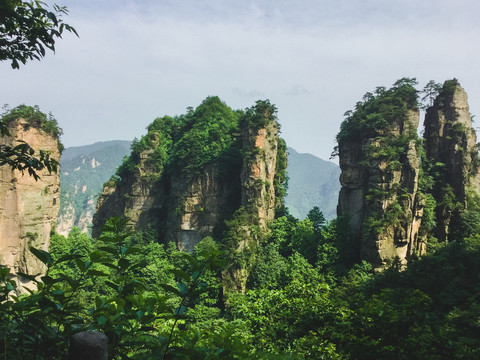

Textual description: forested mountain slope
[57,140,131,235]
[285,147,340,219]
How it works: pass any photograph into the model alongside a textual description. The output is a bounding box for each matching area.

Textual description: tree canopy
[0,0,77,68]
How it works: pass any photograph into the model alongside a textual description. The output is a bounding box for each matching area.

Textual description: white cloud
[1,0,480,160]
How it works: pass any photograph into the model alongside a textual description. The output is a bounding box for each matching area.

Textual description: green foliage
[168,97,240,178]
[221,206,262,281]
[421,80,442,108]
[115,97,247,184]
[308,206,326,233]
[457,188,480,239]
[274,137,288,209]
[442,78,459,96]
[0,0,78,68]
[249,211,334,289]
[239,100,278,131]
[5,210,480,358]
[238,231,480,359]
[336,78,419,142]
[2,104,63,140]
[228,280,345,358]
[0,218,242,359]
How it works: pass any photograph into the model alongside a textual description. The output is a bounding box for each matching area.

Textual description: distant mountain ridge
[61,140,132,161]
[284,147,340,220]
[56,140,132,235]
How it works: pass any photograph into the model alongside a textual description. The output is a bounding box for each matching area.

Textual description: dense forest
[2,79,480,360]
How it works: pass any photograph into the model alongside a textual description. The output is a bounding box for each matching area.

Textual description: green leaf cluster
[116,97,242,182]
[336,78,418,142]
[0,218,242,359]
[0,0,78,68]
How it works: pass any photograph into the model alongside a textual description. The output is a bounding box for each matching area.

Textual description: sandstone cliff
[0,114,61,290]
[92,98,286,278]
[337,80,424,269]
[423,79,480,241]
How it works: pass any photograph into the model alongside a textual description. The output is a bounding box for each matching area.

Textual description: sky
[2,0,480,161]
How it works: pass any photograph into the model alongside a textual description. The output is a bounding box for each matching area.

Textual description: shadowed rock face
[338,109,424,269]
[336,80,425,270]
[0,119,60,291]
[337,79,480,269]
[424,79,480,241]
[92,146,162,239]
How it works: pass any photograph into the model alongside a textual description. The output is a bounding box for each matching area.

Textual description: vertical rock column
[222,103,281,293]
[240,121,278,227]
[337,101,424,269]
[0,119,60,290]
[423,79,480,241]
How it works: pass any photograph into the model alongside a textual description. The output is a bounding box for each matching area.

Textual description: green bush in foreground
[0,218,248,360]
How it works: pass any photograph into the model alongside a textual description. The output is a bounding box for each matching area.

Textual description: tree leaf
[159,283,181,297]
[29,247,53,265]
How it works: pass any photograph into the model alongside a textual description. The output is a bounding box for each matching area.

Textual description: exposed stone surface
[0,119,60,290]
[240,123,278,227]
[69,331,108,360]
[92,100,282,261]
[338,107,424,269]
[56,201,75,235]
[423,79,480,241]
[165,164,234,252]
[92,147,161,237]
[222,118,280,293]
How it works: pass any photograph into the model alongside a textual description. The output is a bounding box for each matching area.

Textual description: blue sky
[2,0,480,160]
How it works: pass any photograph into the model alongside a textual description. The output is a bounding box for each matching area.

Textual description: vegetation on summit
[0,104,61,180]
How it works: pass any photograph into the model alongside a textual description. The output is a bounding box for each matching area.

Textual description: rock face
[240,121,278,227]
[423,79,480,241]
[336,79,480,268]
[92,98,285,261]
[337,82,424,269]
[0,118,60,289]
[166,164,234,252]
[91,146,161,238]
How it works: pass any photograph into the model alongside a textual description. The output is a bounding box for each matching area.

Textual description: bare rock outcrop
[423,79,480,241]
[240,120,278,227]
[337,82,424,269]
[0,118,60,290]
[93,146,161,236]
[92,98,285,267]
